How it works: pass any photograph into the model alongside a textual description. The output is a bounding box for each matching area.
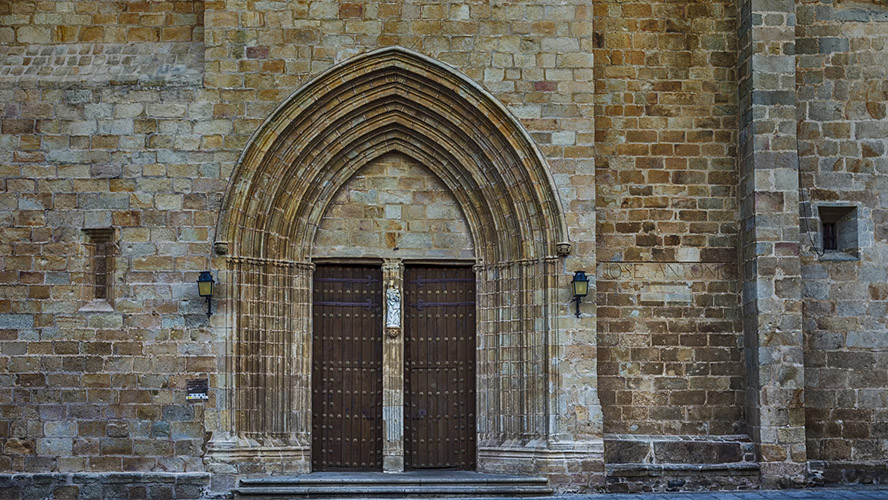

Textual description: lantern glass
[197,271,214,297]
[572,271,589,298]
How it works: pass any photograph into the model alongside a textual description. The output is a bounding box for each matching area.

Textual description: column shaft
[382,259,404,472]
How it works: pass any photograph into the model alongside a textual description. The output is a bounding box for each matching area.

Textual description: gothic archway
[210,46,572,474]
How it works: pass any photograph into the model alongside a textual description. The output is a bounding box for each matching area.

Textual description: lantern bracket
[197,271,215,317]
[571,270,589,318]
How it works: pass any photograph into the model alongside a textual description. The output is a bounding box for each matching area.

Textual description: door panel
[404,266,476,470]
[311,265,383,471]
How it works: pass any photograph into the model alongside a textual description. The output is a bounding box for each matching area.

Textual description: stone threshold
[238,470,550,484]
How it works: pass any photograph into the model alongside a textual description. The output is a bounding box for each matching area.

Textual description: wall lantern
[197,271,215,317]
[571,270,589,318]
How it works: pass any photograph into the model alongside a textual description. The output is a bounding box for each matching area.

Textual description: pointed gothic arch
[210,46,573,474]
[217,47,568,262]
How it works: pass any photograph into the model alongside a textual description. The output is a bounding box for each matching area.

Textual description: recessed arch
[210,46,572,475]
[216,46,569,264]
[297,130,492,259]
[311,150,476,260]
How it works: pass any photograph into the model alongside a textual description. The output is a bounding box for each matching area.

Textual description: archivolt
[213,47,570,454]
[216,46,569,263]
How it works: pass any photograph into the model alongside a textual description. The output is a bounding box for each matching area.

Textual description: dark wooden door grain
[311,265,383,471]
[404,265,476,470]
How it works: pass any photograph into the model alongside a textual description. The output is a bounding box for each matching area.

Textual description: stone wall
[313,153,474,260]
[796,0,888,483]
[0,82,215,471]
[1,0,601,488]
[593,0,744,439]
[0,0,203,44]
[0,473,210,500]
[200,0,601,485]
[0,0,887,493]
[0,0,203,83]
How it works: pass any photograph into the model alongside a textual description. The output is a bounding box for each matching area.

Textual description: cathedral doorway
[211,47,574,477]
[309,264,476,471]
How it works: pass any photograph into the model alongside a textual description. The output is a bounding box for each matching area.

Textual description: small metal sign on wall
[187,379,209,401]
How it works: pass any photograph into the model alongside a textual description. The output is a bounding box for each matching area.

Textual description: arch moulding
[207,46,600,486]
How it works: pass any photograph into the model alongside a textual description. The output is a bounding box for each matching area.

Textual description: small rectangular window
[80,228,115,311]
[817,205,858,260]
[822,221,838,251]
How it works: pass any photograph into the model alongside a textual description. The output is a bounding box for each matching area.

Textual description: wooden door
[311,265,383,471]
[404,265,476,469]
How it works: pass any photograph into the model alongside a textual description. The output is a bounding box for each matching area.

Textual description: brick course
[593,0,743,438]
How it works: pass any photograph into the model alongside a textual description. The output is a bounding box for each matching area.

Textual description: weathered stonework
[313,153,475,260]
[205,46,599,489]
[0,473,210,500]
[593,0,746,484]
[737,0,807,487]
[0,0,887,496]
[796,0,888,485]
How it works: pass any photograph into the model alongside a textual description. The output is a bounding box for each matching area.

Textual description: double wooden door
[311,264,475,471]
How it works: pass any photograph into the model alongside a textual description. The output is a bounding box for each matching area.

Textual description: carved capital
[556,242,572,257]
[214,241,229,255]
[386,327,400,339]
[382,257,403,274]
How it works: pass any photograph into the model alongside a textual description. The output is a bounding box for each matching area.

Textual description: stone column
[381,259,404,472]
[737,0,806,487]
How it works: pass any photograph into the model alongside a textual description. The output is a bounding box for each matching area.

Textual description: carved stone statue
[385,282,401,328]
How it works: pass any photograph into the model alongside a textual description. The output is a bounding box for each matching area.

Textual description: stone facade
[0,0,886,496]
[593,0,744,440]
[797,0,888,485]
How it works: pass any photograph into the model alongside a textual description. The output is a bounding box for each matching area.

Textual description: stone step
[235,497,554,500]
[233,472,554,499]
[234,485,554,499]
[239,474,549,487]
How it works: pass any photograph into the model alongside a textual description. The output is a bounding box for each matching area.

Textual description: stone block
[653,441,743,464]
[146,104,187,118]
[154,195,184,210]
[604,440,651,463]
[162,406,194,422]
[51,485,78,500]
[193,120,233,135]
[36,438,72,456]
[16,26,51,44]
[150,422,171,439]
[44,422,77,438]
[819,37,849,54]
[0,315,34,329]
[170,423,203,440]
[857,121,888,139]
[808,101,843,122]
